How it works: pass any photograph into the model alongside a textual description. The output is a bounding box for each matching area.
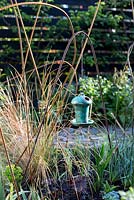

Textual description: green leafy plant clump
[79,67,133,126]
[4,164,23,185]
[119,187,134,200]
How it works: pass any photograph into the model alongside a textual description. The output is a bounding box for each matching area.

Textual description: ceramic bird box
[71,93,94,126]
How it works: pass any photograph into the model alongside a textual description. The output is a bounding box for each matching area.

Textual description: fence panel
[0,0,133,75]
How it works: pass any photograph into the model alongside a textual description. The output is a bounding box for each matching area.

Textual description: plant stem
[0,2,76,83]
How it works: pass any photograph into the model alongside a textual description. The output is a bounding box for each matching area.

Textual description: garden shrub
[79,67,133,126]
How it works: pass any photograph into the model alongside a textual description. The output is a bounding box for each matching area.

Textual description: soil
[41,176,102,200]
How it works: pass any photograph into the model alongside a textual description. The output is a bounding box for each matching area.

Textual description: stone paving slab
[54,126,134,147]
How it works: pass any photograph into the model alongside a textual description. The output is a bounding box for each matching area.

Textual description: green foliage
[92,143,114,191]
[119,187,134,200]
[48,145,92,180]
[53,1,129,69]
[0,0,132,73]
[106,0,131,8]
[79,67,133,126]
[108,137,134,189]
[103,180,118,194]
[103,191,120,200]
[79,75,112,111]
[70,2,122,30]
[5,183,14,200]
[5,185,42,200]
[0,0,54,72]
[28,188,41,200]
[4,164,23,185]
[0,174,5,199]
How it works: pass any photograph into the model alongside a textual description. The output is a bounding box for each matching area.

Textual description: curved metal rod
[0,2,76,66]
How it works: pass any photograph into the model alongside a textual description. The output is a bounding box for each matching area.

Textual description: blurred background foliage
[0,0,134,78]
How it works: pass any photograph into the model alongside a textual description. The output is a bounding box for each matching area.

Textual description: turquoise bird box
[71,93,94,126]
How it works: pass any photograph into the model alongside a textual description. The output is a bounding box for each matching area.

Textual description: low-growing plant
[4,164,23,185]
[5,186,43,200]
[103,180,118,194]
[92,143,115,192]
[119,187,134,200]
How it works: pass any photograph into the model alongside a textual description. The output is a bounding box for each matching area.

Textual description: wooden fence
[0,0,134,76]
